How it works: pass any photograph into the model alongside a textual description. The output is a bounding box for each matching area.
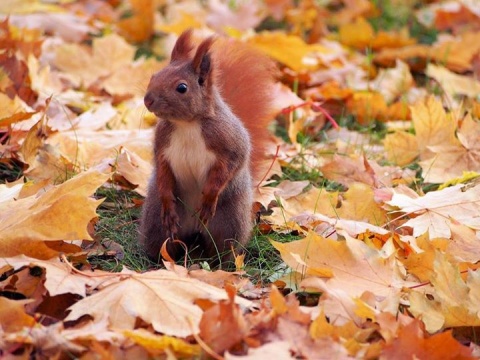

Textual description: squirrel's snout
[144,92,155,110]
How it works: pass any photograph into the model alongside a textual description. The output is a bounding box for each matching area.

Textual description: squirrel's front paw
[197,202,216,225]
[162,209,179,237]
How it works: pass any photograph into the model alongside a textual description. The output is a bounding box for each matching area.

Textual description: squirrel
[139,29,277,264]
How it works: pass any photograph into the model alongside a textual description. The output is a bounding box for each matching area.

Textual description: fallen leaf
[448,222,480,263]
[383,131,418,166]
[248,32,333,72]
[409,253,480,332]
[375,31,480,72]
[0,297,36,332]
[0,169,108,259]
[426,64,480,100]
[420,114,480,183]
[117,0,154,43]
[370,60,413,103]
[199,284,248,354]
[338,17,374,50]
[124,329,201,357]
[65,269,251,337]
[272,232,406,297]
[381,319,474,359]
[53,34,136,88]
[387,183,480,238]
[411,96,459,161]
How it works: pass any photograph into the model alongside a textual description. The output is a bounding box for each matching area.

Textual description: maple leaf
[53,34,135,88]
[426,64,480,100]
[272,232,406,298]
[247,32,333,72]
[411,96,459,161]
[410,252,480,332]
[266,186,339,226]
[207,0,266,31]
[0,297,36,332]
[448,221,480,263]
[199,284,248,354]
[387,183,480,238]
[117,0,154,43]
[370,60,413,103]
[420,114,480,183]
[336,182,388,225]
[65,269,251,337]
[123,329,201,357]
[380,319,475,360]
[0,169,108,259]
[374,31,480,72]
[0,255,113,297]
[225,341,294,359]
[383,130,418,166]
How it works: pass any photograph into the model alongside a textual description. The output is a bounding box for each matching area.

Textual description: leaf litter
[1,0,480,358]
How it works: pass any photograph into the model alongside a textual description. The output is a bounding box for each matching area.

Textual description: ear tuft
[171,29,194,62]
[192,36,216,85]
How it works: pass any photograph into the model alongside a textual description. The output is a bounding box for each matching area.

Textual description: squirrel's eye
[176,83,188,94]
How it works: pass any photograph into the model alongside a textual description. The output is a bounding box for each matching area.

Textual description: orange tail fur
[211,38,278,179]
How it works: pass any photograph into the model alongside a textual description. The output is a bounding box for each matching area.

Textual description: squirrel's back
[211,38,278,178]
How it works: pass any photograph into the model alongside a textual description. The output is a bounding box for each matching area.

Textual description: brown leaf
[199,284,248,354]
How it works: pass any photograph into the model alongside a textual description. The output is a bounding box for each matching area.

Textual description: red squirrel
[139,29,277,263]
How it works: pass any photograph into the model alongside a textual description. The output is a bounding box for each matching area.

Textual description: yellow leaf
[370,60,413,104]
[117,0,154,43]
[384,131,418,166]
[272,232,404,297]
[411,96,459,160]
[0,170,109,259]
[339,17,374,49]
[124,329,201,356]
[157,12,203,35]
[346,91,387,125]
[309,310,334,338]
[0,297,36,332]
[419,114,480,183]
[438,171,480,190]
[54,34,135,88]
[410,253,480,332]
[426,64,480,100]
[375,31,480,72]
[371,28,416,50]
[336,182,388,225]
[248,32,331,72]
[265,187,339,226]
[0,0,63,13]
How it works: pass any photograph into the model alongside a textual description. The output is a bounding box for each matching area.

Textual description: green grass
[91,185,305,285]
[92,187,155,272]
[243,228,302,284]
[0,159,24,184]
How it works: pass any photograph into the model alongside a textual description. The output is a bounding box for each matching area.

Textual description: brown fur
[139,30,277,264]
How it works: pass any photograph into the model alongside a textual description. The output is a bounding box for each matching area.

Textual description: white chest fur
[164,122,216,206]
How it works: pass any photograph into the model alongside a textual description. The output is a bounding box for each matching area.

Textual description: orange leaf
[381,320,474,360]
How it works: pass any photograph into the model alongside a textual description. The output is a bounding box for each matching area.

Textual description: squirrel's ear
[192,36,215,86]
[171,29,194,62]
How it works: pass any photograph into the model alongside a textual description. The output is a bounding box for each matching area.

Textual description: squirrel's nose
[144,92,155,110]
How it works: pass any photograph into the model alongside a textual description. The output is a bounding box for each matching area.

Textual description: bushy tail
[212,39,278,180]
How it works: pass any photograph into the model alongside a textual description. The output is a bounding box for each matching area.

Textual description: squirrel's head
[144,30,216,122]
